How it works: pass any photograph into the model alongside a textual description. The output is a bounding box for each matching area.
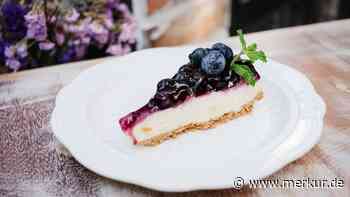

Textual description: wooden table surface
[1,19,350,197]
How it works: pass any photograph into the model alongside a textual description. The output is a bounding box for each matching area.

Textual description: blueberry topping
[157,78,176,92]
[173,71,191,82]
[214,81,228,90]
[188,48,208,65]
[201,50,226,75]
[212,43,234,61]
[147,98,157,108]
[154,92,174,109]
[146,45,256,111]
[173,85,190,102]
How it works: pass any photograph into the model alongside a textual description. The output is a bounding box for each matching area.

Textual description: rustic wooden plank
[1,19,350,196]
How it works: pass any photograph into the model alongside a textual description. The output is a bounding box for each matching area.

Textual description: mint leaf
[246,43,257,51]
[231,63,256,86]
[237,30,267,63]
[245,50,267,63]
[237,29,246,49]
[231,29,267,86]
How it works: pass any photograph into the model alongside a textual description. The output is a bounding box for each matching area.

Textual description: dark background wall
[230,0,350,35]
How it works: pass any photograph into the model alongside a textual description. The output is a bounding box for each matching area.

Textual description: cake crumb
[142,127,153,132]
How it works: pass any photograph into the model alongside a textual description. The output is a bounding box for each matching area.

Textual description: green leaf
[237,29,246,49]
[246,43,257,51]
[230,28,267,87]
[231,63,256,86]
[245,50,267,63]
[236,30,268,63]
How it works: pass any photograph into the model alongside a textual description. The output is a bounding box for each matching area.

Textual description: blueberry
[178,64,195,72]
[173,86,190,102]
[173,71,200,86]
[214,81,228,90]
[157,78,176,92]
[192,70,204,79]
[201,50,226,75]
[192,77,209,96]
[154,83,191,109]
[212,43,233,61]
[173,71,190,82]
[207,76,220,86]
[147,98,156,108]
[206,84,214,92]
[176,90,188,102]
[158,99,173,109]
[154,92,173,109]
[188,48,208,65]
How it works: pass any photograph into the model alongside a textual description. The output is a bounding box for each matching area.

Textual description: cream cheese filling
[133,82,262,142]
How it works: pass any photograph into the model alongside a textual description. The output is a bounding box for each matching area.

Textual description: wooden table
[1,19,350,196]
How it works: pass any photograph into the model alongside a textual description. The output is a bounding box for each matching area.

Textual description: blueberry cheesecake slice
[119,30,267,146]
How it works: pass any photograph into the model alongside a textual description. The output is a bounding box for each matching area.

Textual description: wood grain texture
[1,19,350,196]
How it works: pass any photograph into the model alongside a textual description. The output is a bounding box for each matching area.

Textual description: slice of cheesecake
[119,39,266,146]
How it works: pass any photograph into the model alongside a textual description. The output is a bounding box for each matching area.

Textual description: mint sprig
[231,63,256,86]
[236,30,267,63]
[230,29,268,86]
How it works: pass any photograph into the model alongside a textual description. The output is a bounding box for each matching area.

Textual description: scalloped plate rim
[51,46,326,192]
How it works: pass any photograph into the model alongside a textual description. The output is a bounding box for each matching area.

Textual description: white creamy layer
[133,82,262,142]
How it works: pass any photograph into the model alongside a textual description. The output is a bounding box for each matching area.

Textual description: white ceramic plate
[51,46,326,192]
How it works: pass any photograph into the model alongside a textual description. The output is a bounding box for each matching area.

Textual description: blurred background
[0,0,349,73]
[134,0,350,47]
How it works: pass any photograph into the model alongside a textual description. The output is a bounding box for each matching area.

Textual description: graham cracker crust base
[137,91,264,146]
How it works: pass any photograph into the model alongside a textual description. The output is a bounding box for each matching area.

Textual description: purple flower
[55,32,65,45]
[58,47,76,63]
[81,17,93,28]
[1,1,27,42]
[117,4,129,14]
[106,44,122,55]
[17,45,28,58]
[88,21,108,35]
[39,41,55,50]
[5,43,27,58]
[50,16,57,23]
[95,34,109,44]
[3,43,27,71]
[75,45,86,59]
[104,17,114,29]
[64,18,91,47]
[0,40,8,63]
[1,0,136,72]
[4,46,15,58]
[117,3,133,20]
[64,8,80,23]
[67,23,88,34]
[72,39,80,45]
[106,0,121,9]
[106,44,130,56]
[25,10,47,41]
[6,58,21,71]
[89,21,109,44]
[119,22,136,43]
[81,36,91,44]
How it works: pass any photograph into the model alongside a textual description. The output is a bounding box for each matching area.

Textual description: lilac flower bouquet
[0,0,136,72]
